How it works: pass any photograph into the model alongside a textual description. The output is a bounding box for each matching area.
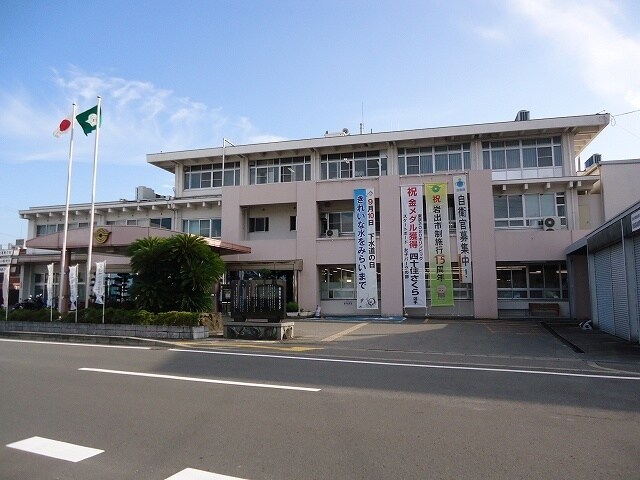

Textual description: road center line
[321,322,368,342]
[169,348,640,381]
[6,436,103,462]
[79,368,321,392]
[0,338,151,349]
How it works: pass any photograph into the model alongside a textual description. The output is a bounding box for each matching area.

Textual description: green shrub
[286,301,299,313]
[154,311,200,327]
[8,308,59,322]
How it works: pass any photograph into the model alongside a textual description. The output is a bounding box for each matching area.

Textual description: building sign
[2,266,9,310]
[453,175,472,283]
[425,183,454,306]
[401,185,426,308]
[353,188,378,309]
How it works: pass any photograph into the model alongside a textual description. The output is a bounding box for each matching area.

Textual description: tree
[128,234,225,312]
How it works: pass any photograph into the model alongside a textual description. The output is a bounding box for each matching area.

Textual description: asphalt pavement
[3,316,640,373]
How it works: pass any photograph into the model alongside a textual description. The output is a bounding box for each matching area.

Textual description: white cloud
[472,26,508,43]
[509,0,640,108]
[0,68,286,166]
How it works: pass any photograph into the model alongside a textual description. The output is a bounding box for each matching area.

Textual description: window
[150,218,172,230]
[321,208,380,237]
[36,224,64,236]
[184,162,240,189]
[497,263,567,299]
[494,193,565,228]
[290,215,297,231]
[482,137,562,171]
[249,156,311,184]
[249,217,269,233]
[399,144,471,175]
[182,218,222,237]
[106,219,139,226]
[320,265,381,300]
[320,150,388,180]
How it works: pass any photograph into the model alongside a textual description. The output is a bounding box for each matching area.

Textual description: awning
[25,226,251,257]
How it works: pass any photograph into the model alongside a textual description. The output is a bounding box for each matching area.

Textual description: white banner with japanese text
[401,185,426,308]
[453,175,472,283]
[354,188,378,309]
[93,261,106,305]
[69,264,78,311]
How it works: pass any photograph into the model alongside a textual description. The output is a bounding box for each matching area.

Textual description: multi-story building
[17,111,623,320]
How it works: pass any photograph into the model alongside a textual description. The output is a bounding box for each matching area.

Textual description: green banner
[425,183,454,306]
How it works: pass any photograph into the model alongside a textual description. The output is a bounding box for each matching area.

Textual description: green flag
[76,105,101,135]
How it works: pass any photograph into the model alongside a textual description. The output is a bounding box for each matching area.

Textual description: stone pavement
[179,317,640,374]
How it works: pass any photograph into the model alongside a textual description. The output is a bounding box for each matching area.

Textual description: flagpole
[60,103,76,315]
[85,96,101,308]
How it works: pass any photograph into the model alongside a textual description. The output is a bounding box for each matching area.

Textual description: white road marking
[6,436,103,462]
[169,348,640,381]
[166,468,249,479]
[79,368,321,392]
[0,338,150,349]
[321,322,368,342]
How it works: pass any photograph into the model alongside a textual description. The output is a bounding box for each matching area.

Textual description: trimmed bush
[286,301,299,313]
[154,311,200,327]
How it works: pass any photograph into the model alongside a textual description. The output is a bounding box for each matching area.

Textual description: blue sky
[1,0,639,244]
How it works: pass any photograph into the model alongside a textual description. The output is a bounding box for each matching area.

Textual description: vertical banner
[69,264,78,311]
[401,185,426,308]
[425,183,454,306]
[453,175,472,283]
[2,266,9,312]
[93,261,106,305]
[46,263,54,308]
[354,188,379,309]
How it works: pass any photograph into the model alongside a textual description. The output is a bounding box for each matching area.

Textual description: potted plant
[286,301,299,317]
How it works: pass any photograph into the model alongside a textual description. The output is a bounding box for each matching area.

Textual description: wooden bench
[528,302,560,317]
[223,321,294,340]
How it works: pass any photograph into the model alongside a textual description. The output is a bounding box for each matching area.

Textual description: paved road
[1,322,639,480]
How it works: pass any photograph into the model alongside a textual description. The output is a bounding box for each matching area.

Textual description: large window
[320,150,388,180]
[320,209,380,237]
[106,219,139,226]
[320,265,381,300]
[398,144,471,175]
[249,156,311,184]
[493,193,565,228]
[36,224,64,236]
[184,162,240,189]
[182,218,221,238]
[482,137,562,171]
[150,218,172,230]
[497,263,567,299]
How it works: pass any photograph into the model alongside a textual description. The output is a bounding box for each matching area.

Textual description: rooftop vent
[515,110,530,121]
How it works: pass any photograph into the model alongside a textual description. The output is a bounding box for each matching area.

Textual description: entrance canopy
[25,226,251,256]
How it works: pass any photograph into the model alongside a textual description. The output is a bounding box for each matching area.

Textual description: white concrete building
[17,111,630,320]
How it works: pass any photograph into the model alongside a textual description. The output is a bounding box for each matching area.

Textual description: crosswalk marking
[6,436,103,462]
[166,468,249,479]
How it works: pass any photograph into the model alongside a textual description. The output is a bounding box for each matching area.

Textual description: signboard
[353,188,378,309]
[425,183,454,306]
[401,185,426,308]
[453,175,472,283]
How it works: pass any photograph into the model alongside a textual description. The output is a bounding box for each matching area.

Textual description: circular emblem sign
[94,228,111,244]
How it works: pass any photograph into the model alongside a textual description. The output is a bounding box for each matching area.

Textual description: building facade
[16,112,617,319]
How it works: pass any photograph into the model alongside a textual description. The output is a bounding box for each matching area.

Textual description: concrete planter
[0,321,207,340]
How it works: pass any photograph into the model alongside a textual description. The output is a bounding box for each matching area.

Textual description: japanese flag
[53,116,73,137]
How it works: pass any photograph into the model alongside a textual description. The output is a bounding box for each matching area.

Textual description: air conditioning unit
[325,229,339,238]
[542,216,561,231]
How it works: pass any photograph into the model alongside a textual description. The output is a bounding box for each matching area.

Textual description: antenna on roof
[360,101,364,135]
